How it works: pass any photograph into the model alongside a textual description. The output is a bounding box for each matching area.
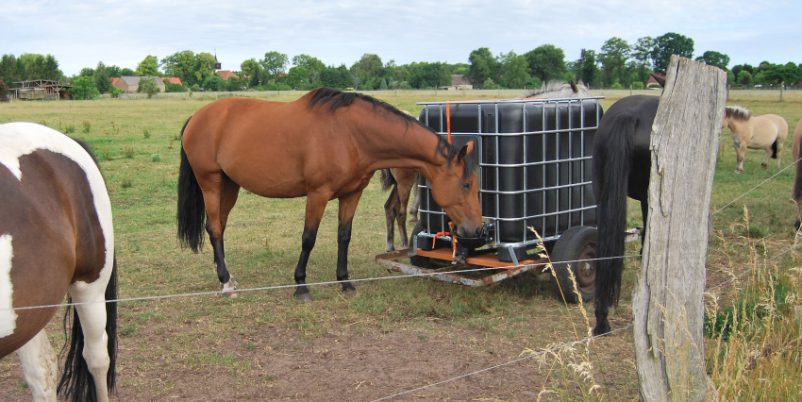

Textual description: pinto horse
[178,88,484,299]
[0,122,117,402]
[592,95,659,336]
[722,105,789,173]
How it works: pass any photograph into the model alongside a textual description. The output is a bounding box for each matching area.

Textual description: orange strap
[445,101,452,144]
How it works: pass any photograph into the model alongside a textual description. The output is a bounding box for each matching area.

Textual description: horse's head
[427,141,486,241]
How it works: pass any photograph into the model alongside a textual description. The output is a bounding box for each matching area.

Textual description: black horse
[592,95,659,335]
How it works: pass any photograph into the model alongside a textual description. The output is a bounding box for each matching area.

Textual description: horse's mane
[307,87,477,178]
[526,80,588,98]
[308,87,418,125]
[725,105,752,121]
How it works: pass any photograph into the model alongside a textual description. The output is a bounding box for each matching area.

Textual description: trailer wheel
[550,226,597,303]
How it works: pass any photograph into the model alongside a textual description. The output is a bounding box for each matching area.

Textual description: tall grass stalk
[707,208,802,400]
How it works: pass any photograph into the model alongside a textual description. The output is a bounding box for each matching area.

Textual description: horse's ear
[457,141,475,163]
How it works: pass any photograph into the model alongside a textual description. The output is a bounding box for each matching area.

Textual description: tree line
[2,31,801,100]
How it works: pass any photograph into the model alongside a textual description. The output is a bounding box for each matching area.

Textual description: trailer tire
[550,226,597,303]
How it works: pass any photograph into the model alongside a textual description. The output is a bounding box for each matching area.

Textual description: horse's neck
[357,119,445,173]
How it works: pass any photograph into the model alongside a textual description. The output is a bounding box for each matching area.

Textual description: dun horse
[722,105,789,173]
[178,88,484,299]
[791,120,802,230]
[0,122,117,402]
[592,95,659,335]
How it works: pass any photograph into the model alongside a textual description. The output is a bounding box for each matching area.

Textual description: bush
[631,81,645,90]
[69,76,100,100]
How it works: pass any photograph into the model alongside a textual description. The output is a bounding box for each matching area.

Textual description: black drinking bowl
[456,223,493,250]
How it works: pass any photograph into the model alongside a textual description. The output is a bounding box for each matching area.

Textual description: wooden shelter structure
[11,80,71,100]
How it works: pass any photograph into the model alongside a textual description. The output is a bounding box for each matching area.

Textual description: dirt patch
[1,311,640,401]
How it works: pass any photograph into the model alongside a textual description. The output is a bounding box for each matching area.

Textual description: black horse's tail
[58,256,118,402]
[177,118,206,252]
[771,139,779,159]
[379,168,396,191]
[593,114,635,314]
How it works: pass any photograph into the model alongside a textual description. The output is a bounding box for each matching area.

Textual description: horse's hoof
[341,285,357,297]
[294,292,312,302]
[592,323,612,337]
[221,279,238,298]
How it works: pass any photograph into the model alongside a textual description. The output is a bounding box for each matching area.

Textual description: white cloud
[1,0,798,75]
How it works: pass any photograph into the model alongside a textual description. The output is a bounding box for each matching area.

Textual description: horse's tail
[380,168,396,191]
[771,139,779,159]
[58,256,118,402]
[177,118,206,252]
[593,114,635,310]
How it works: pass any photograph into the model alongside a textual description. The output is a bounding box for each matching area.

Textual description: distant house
[163,76,183,86]
[215,70,239,81]
[112,76,166,93]
[440,74,473,91]
[646,72,666,89]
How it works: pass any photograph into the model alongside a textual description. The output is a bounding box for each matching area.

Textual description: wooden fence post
[632,55,727,401]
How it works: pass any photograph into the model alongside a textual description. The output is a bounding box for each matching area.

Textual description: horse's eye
[462,182,471,191]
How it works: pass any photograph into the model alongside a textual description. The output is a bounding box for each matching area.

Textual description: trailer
[375,95,613,302]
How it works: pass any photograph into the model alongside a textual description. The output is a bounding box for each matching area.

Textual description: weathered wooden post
[632,55,726,401]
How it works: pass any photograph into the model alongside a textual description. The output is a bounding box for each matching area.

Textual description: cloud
[1,0,798,75]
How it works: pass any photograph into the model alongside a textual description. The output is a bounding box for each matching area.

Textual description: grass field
[0,89,800,400]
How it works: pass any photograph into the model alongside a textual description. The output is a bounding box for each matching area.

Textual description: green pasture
[0,89,800,399]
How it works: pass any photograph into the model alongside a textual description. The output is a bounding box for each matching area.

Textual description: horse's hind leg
[16,329,57,402]
[384,186,400,251]
[336,190,364,293]
[395,179,413,249]
[200,172,240,295]
[68,283,111,402]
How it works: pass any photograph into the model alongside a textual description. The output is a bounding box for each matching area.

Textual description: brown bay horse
[380,168,420,251]
[723,105,789,173]
[0,122,117,402]
[177,88,484,299]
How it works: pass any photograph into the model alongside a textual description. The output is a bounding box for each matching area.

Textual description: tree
[524,44,566,83]
[321,64,352,89]
[0,79,8,101]
[285,66,311,89]
[137,77,160,98]
[651,32,694,72]
[468,47,498,89]
[136,55,160,76]
[497,51,530,88]
[194,52,218,86]
[599,37,630,87]
[736,70,752,87]
[261,51,289,82]
[575,49,599,87]
[240,58,264,88]
[695,51,730,70]
[351,53,384,89]
[69,76,100,100]
[162,51,198,86]
[292,54,325,87]
[94,62,111,93]
[632,36,655,70]
[408,62,450,89]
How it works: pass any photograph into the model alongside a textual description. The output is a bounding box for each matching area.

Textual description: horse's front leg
[337,191,365,293]
[735,141,748,173]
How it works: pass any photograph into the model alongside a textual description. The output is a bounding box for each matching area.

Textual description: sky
[1,0,800,76]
